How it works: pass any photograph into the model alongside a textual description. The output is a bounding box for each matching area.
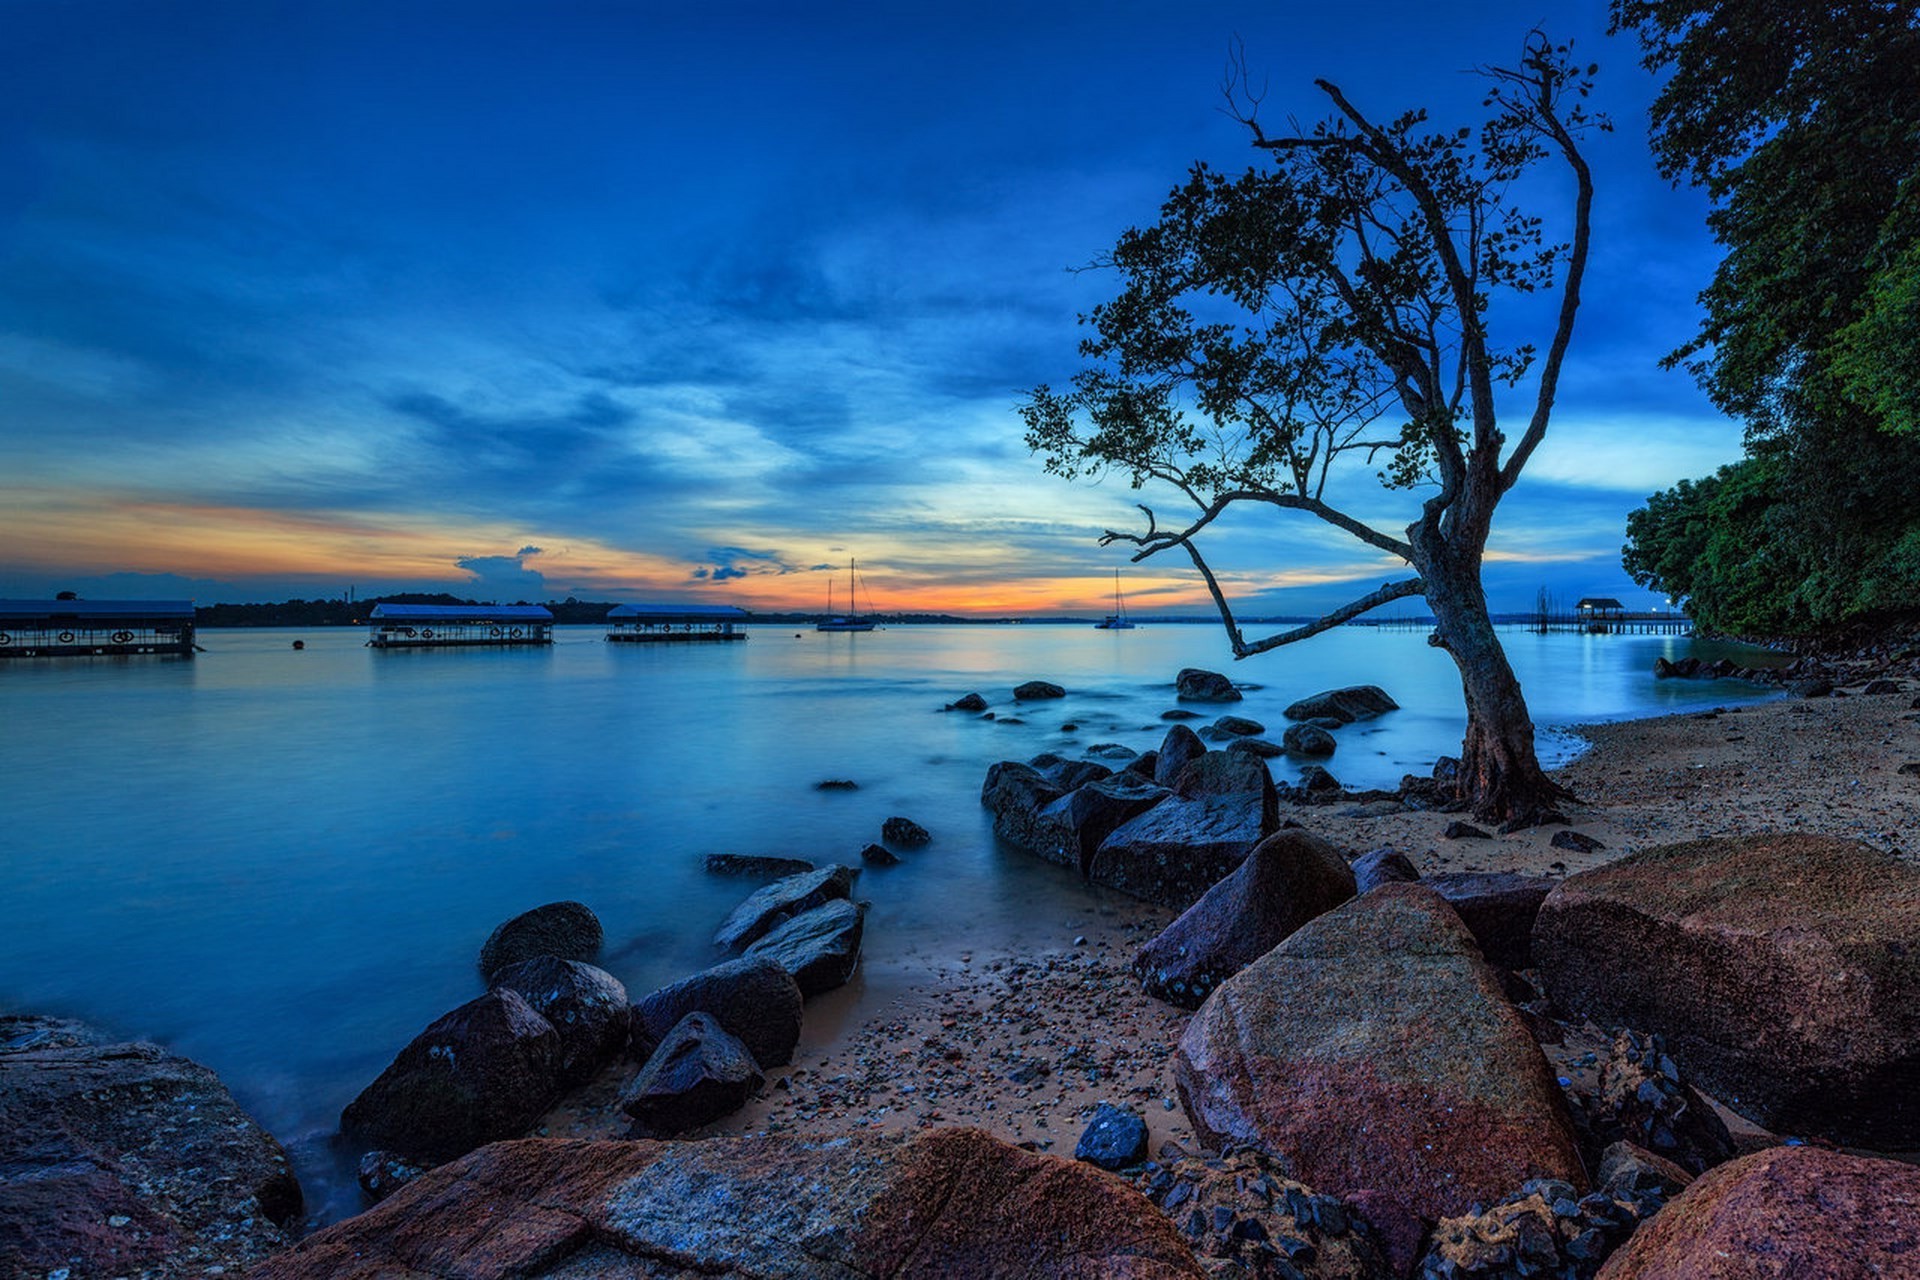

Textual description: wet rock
[1589,1032,1734,1175]
[1297,764,1342,795]
[1075,1101,1150,1171]
[1283,685,1399,724]
[1177,667,1243,702]
[980,760,1068,856]
[489,955,631,1086]
[1035,774,1172,876]
[632,956,804,1069]
[1134,829,1357,1009]
[1594,1145,1920,1279]
[860,841,901,866]
[1043,756,1115,791]
[1551,829,1606,854]
[1790,677,1833,698]
[704,853,816,878]
[1171,748,1277,817]
[1175,885,1586,1275]
[1154,723,1209,786]
[1352,847,1420,894]
[0,1015,302,1280]
[1212,715,1266,737]
[340,988,563,1164]
[882,816,931,847]
[814,778,859,790]
[1861,678,1902,695]
[1442,821,1490,840]
[1162,708,1204,720]
[1088,741,1140,760]
[712,864,858,950]
[356,1150,427,1204]
[1427,871,1554,969]
[1282,722,1338,757]
[1014,679,1067,700]
[743,898,866,997]
[247,1128,1208,1280]
[1534,834,1920,1145]
[1227,736,1285,758]
[948,691,989,712]
[477,899,603,979]
[1091,790,1273,910]
[621,1012,764,1135]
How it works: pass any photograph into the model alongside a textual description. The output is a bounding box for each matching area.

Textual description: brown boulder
[248,1127,1207,1279]
[1427,870,1555,969]
[1595,1145,1920,1279]
[1533,834,1920,1145]
[1133,828,1356,1009]
[1175,884,1586,1273]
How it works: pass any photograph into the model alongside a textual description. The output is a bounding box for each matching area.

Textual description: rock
[1533,834,1920,1145]
[246,1127,1208,1280]
[1170,748,1276,813]
[1042,756,1114,791]
[1035,775,1172,876]
[1212,715,1266,736]
[477,899,603,979]
[1790,677,1833,697]
[632,956,804,1069]
[704,852,816,878]
[1297,764,1342,794]
[1161,708,1203,720]
[814,778,859,790]
[1596,1140,1695,1201]
[1499,809,1569,834]
[1075,1102,1149,1171]
[1427,870,1555,969]
[743,898,866,997]
[1897,760,1920,776]
[1153,723,1208,785]
[1176,667,1243,702]
[1122,749,1160,779]
[1091,790,1273,910]
[1014,679,1066,700]
[1416,1167,1682,1280]
[1226,736,1284,758]
[712,864,858,950]
[1433,756,1462,785]
[1861,678,1903,694]
[981,760,1069,855]
[1593,1146,1920,1279]
[1353,847,1420,894]
[1133,829,1356,1009]
[488,955,631,1086]
[0,1015,302,1279]
[1589,1031,1735,1175]
[356,1150,427,1204]
[949,691,989,711]
[882,815,931,846]
[340,988,563,1164]
[1175,885,1586,1274]
[1282,722,1337,756]
[1442,820,1490,839]
[860,841,901,866]
[620,1012,764,1135]
[1283,685,1399,724]
[1551,829,1607,853]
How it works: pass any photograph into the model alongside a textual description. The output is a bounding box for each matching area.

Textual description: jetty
[605,603,749,643]
[1532,597,1693,635]
[0,599,197,658]
[366,603,553,649]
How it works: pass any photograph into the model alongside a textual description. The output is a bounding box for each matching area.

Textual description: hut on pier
[366,603,553,649]
[0,599,197,658]
[605,603,749,643]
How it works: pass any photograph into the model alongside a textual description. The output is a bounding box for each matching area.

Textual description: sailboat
[815,559,876,632]
[1093,569,1136,630]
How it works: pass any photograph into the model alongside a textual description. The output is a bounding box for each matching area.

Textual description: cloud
[454,546,548,598]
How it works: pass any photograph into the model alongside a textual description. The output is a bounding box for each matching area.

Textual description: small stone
[1074,1101,1149,1171]
[1551,829,1606,853]
[1443,820,1490,840]
[881,816,931,847]
[107,1215,131,1229]
[814,779,859,790]
[859,842,900,866]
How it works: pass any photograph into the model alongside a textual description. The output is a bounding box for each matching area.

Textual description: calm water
[0,621,1776,1220]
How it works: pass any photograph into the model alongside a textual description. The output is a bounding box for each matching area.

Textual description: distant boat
[816,559,876,632]
[1093,570,1136,630]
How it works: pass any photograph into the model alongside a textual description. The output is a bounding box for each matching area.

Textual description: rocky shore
[7,661,1918,1278]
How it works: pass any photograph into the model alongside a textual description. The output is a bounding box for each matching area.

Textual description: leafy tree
[1022,34,1603,822]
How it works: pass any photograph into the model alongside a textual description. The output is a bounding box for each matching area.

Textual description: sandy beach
[545,678,1919,1156]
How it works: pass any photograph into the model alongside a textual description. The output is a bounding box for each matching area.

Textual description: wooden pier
[1532,598,1693,635]
[0,599,197,658]
[605,603,748,642]
[366,603,554,648]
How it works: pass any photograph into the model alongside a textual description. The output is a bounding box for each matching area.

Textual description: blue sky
[0,0,1738,615]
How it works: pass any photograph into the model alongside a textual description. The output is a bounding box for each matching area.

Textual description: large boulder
[1034,775,1172,876]
[488,956,631,1086]
[712,864,857,951]
[743,898,867,997]
[1169,747,1276,814]
[1352,847,1420,894]
[1532,834,1920,1145]
[1176,667,1242,702]
[1133,829,1357,1009]
[1283,685,1399,724]
[0,1016,302,1280]
[1427,871,1555,969]
[1175,884,1586,1274]
[246,1128,1208,1279]
[1153,724,1208,786]
[1090,791,1272,910]
[1594,1146,1920,1280]
[620,1012,765,1135]
[340,988,563,1164]
[980,760,1067,856]
[477,900,603,979]
[632,955,804,1068]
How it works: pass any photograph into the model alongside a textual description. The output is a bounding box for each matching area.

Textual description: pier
[366,603,554,648]
[0,599,197,658]
[1532,597,1693,635]
[605,603,749,642]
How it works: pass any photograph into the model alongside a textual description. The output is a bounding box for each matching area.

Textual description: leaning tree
[1022,34,1602,822]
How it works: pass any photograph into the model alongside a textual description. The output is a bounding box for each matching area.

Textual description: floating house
[605,603,749,643]
[0,599,197,658]
[366,603,553,648]
[1575,596,1626,621]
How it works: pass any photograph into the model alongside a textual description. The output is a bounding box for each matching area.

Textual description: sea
[0,621,1780,1221]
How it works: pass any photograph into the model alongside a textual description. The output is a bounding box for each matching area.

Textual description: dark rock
[814,778,859,790]
[340,988,563,1164]
[1551,829,1607,854]
[1595,1146,1920,1279]
[1122,749,1160,779]
[949,691,989,712]
[477,899,603,979]
[1283,685,1399,724]
[356,1150,427,1204]
[1415,1166,1682,1280]
[1154,723,1209,786]
[1790,677,1833,698]
[0,1015,302,1279]
[1296,764,1341,795]
[1176,667,1243,702]
[1086,741,1139,760]
[1433,756,1461,784]
[1596,1140,1695,1201]
[1091,790,1273,910]
[1212,715,1266,737]
[1590,1031,1735,1174]
[620,1012,764,1135]
[980,760,1067,856]
[1862,678,1903,695]
[1074,1102,1150,1171]
[1427,870,1555,969]
[743,898,866,997]
[1443,820,1490,840]
[882,816,931,847]
[1035,775,1172,876]
[860,841,901,866]
[1013,679,1066,700]
[712,864,858,950]
[488,956,631,1086]
[1175,885,1586,1275]
[632,956,804,1069]
[1161,708,1203,720]
[247,1128,1208,1280]
[1899,761,1920,777]
[704,852,816,878]
[1226,736,1285,758]
[1533,834,1920,1145]
[1500,809,1569,834]
[1353,847,1421,894]
[1399,774,1454,809]
[1043,757,1114,791]
[1134,829,1356,1009]
[1281,722,1337,756]
[1170,747,1276,812]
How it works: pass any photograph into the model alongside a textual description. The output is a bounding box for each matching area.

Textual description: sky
[0,0,1742,617]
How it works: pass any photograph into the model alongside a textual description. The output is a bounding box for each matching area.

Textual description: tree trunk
[1421,551,1572,824]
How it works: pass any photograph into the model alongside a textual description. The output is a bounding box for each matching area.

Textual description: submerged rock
[477,899,604,979]
[1176,667,1242,702]
[948,691,989,711]
[704,852,817,878]
[1283,685,1399,724]
[881,815,931,847]
[1014,679,1067,700]
[1282,722,1338,756]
